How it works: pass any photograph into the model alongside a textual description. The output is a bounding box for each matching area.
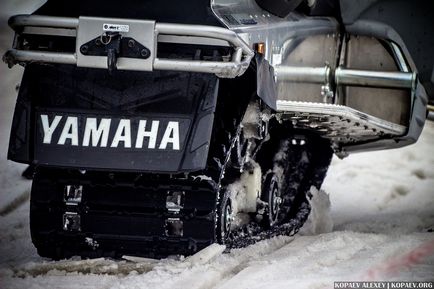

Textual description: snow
[0,1,434,288]
[228,161,261,215]
[299,187,333,236]
[183,244,226,266]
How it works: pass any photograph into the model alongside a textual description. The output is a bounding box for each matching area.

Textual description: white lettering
[82,118,111,147]
[111,119,131,148]
[42,115,182,150]
[40,114,62,144]
[58,117,79,146]
[159,121,180,150]
[135,120,159,149]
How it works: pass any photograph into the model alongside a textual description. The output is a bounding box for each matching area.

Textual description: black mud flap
[8,64,218,173]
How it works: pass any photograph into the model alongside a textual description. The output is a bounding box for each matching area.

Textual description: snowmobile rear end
[3,0,431,258]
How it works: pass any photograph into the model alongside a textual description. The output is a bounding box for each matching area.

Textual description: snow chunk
[228,161,261,215]
[300,186,333,235]
[184,244,226,267]
[191,175,213,181]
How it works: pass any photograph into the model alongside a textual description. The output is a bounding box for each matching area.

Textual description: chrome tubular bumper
[4,15,254,78]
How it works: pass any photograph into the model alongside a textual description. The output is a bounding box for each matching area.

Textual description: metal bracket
[321,83,334,103]
[80,33,151,73]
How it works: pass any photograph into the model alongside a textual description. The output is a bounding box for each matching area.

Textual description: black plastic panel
[340,0,434,101]
[255,0,304,18]
[35,0,222,26]
[8,64,219,173]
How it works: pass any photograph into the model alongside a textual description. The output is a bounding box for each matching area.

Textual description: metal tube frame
[8,15,79,29]
[273,33,417,150]
[5,15,254,78]
[274,66,330,84]
[335,68,415,89]
[274,64,415,90]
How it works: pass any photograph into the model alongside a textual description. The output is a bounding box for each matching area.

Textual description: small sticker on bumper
[103,23,129,33]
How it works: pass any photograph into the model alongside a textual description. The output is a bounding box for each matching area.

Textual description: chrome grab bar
[274,66,330,84]
[4,50,76,65]
[5,15,254,78]
[274,65,415,89]
[9,15,79,29]
[335,68,415,89]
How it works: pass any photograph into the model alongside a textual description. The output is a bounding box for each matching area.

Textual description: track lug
[165,218,184,237]
[64,185,83,205]
[63,212,81,231]
[166,191,185,213]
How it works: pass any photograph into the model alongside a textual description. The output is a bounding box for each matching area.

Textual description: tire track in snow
[14,258,159,277]
[161,237,295,289]
[0,191,29,217]
[12,236,293,282]
[13,244,224,278]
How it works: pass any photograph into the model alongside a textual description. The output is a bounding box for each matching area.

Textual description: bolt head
[80,45,88,54]
[140,49,149,57]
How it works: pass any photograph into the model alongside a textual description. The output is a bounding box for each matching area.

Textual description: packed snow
[0,1,433,288]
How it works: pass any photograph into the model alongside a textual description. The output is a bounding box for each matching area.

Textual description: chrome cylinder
[9,15,79,30]
[4,49,77,65]
[335,68,415,89]
[274,66,330,83]
[154,58,238,74]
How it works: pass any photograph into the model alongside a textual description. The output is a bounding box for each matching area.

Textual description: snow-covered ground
[0,1,433,288]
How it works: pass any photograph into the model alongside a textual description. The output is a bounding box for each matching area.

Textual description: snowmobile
[3,0,431,259]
